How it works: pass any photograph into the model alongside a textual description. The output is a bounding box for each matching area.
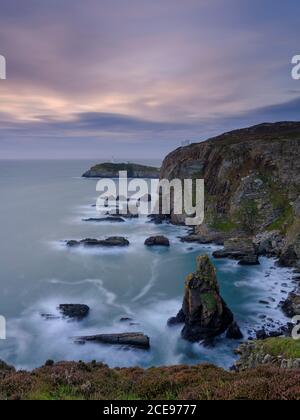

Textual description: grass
[258,338,300,359]
[209,218,237,233]
[201,293,217,312]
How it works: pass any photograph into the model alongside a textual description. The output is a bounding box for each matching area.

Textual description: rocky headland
[160,122,300,320]
[160,122,300,269]
[82,162,160,178]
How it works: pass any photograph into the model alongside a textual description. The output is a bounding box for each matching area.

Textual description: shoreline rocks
[66,237,130,247]
[234,339,300,371]
[281,292,300,318]
[212,238,259,265]
[74,332,150,350]
[168,255,240,342]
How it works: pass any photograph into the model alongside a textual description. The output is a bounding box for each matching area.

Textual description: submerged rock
[74,332,150,350]
[66,237,130,247]
[82,217,125,223]
[238,254,260,266]
[144,236,170,247]
[119,317,134,323]
[168,255,238,342]
[41,313,61,321]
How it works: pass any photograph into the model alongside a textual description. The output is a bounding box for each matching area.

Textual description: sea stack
[168,255,242,342]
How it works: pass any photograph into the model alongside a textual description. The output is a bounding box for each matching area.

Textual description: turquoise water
[0,160,294,370]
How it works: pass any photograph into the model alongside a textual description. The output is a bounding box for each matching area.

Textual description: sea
[0,159,294,370]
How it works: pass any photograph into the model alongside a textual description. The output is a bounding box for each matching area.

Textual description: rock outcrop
[82,162,159,178]
[58,304,90,320]
[66,237,130,247]
[281,293,300,317]
[159,122,300,268]
[168,255,239,342]
[212,237,259,265]
[74,332,150,350]
[41,304,90,321]
[234,338,300,371]
[144,236,170,247]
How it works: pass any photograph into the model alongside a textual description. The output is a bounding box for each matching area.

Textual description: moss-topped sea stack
[168,255,241,342]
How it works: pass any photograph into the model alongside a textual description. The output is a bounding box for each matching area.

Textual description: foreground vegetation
[1,360,300,400]
[257,338,300,359]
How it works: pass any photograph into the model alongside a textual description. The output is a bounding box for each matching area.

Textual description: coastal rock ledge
[66,237,130,247]
[74,332,150,350]
[168,255,242,342]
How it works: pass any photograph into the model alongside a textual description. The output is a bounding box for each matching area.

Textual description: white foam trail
[49,278,133,315]
[132,257,160,302]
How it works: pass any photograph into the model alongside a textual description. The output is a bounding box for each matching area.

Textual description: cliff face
[160,122,300,267]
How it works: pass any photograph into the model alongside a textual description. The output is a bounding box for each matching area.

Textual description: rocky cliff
[82,162,160,178]
[160,122,300,269]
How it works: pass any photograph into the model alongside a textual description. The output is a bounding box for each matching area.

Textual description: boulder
[119,317,134,323]
[144,236,170,247]
[74,332,150,350]
[168,255,236,342]
[66,237,130,247]
[58,304,90,320]
[281,293,300,318]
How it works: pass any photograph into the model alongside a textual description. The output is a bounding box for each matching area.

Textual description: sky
[0,0,300,160]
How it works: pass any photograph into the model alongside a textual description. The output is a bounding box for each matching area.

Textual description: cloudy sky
[0,0,299,159]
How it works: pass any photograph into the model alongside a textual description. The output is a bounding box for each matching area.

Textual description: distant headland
[82,162,160,178]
